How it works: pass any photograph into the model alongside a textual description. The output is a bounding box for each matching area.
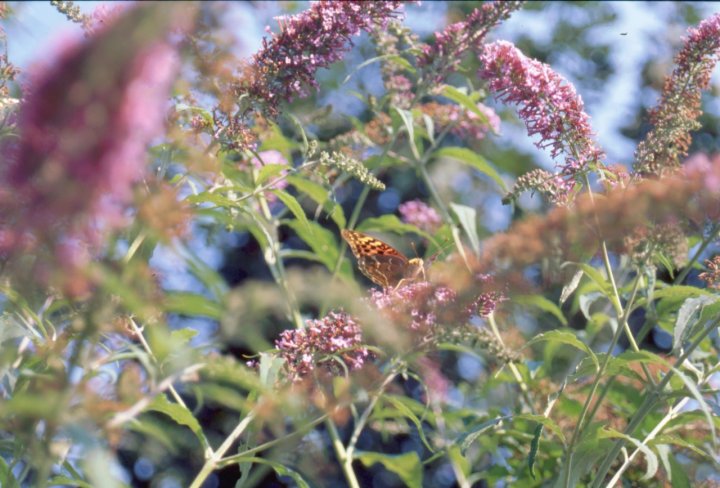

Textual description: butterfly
[341,229,425,289]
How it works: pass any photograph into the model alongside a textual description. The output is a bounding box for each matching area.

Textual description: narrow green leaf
[169,327,199,347]
[528,423,543,479]
[449,203,480,256]
[49,477,93,488]
[458,416,509,455]
[256,163,288,185]
[342,54,415,85]
[148,395,204,444]
[575,263,613,298]
[384,395,434,453]
[394,107,420,160]
[440,85,487,123]
[434,147,506,191]
[598,428,658,481]
[287,175,346,229]
[165,292,222,320]
[356,451,423,488]
[229,457,311,488]
[671,366,717,447]
[273,190,310,232]
[515,295,568,326]
[674,295,719,352]
[526,330,598,372]
[0,457,20,488]
[357,215,435,243]
[258,352,284,388]
[560,268,584,305]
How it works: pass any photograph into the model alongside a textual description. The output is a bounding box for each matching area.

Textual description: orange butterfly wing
[341,229,410,288]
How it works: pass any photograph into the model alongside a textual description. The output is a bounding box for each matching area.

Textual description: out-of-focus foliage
[0,1,720,487]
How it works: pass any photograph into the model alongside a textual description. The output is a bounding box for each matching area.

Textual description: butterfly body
[341,229,425,289]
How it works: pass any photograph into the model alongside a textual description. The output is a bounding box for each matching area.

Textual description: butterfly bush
[420,101,500,141]
[417,1,524,87]
[276,311,370,382]
[238,0,406,117]
[634,13,720,176]
[479,41,604,204]
[398,199,442,232]
[0,5,187,293]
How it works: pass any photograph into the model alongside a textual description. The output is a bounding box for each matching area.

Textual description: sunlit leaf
[356,451,423,488]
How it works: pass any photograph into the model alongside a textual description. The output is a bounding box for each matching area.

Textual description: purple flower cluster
[478,41,604,176]
[370,282,457,332]
[418,2,523,87]
[398,199,442,233]
[0,5,186,293]
[276,311,370,382]
[241,1,405,116]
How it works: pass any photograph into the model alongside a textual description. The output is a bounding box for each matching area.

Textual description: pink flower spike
[478,41,604,177]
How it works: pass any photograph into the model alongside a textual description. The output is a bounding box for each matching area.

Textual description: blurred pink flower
[370,282,457,332]
[398,199,442,232]
[276,311,370,382]
[0,5,191,293]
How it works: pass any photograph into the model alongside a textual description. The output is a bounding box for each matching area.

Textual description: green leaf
[575,263,613,298]
[85,450,124,488]
[449,203,480,255]
[228,457,310,488]
[560,268,584,305]
[342,54,415,85]
[440,85,487,123]
[674,295,720,352]
[671,366,717,447]
[0,457,20,488]
[667,452,693,488]
[285,220,351,278]
[526,330,598,372]
[383,395,434,453]
[434,147,506,192]
[458,416,509,455]
[515,295,568,326]
[148,395,204,446]
[273,190,310,232]
[258,352,284,388]
[164,292,222,320]
[287,175,346,229]
[170,327,199,347]
[256,163,288,185]
[49,477,93,488]
[528,423,543,479]
[394,107,420,160]
[356,451,423,488]
[598,428,658,481]
[357,214,435,243]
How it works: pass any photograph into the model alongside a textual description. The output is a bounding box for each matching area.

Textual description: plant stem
[326,418,361,488]
[562,275,641,488]
[590,314,720,486]
[128,318,214,458]
[189,411,257,488]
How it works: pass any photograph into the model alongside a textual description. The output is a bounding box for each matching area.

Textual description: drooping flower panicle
[479,41,604,204]
[634,13,720,176]
[239,1,406,117]
[418,2,524,87]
